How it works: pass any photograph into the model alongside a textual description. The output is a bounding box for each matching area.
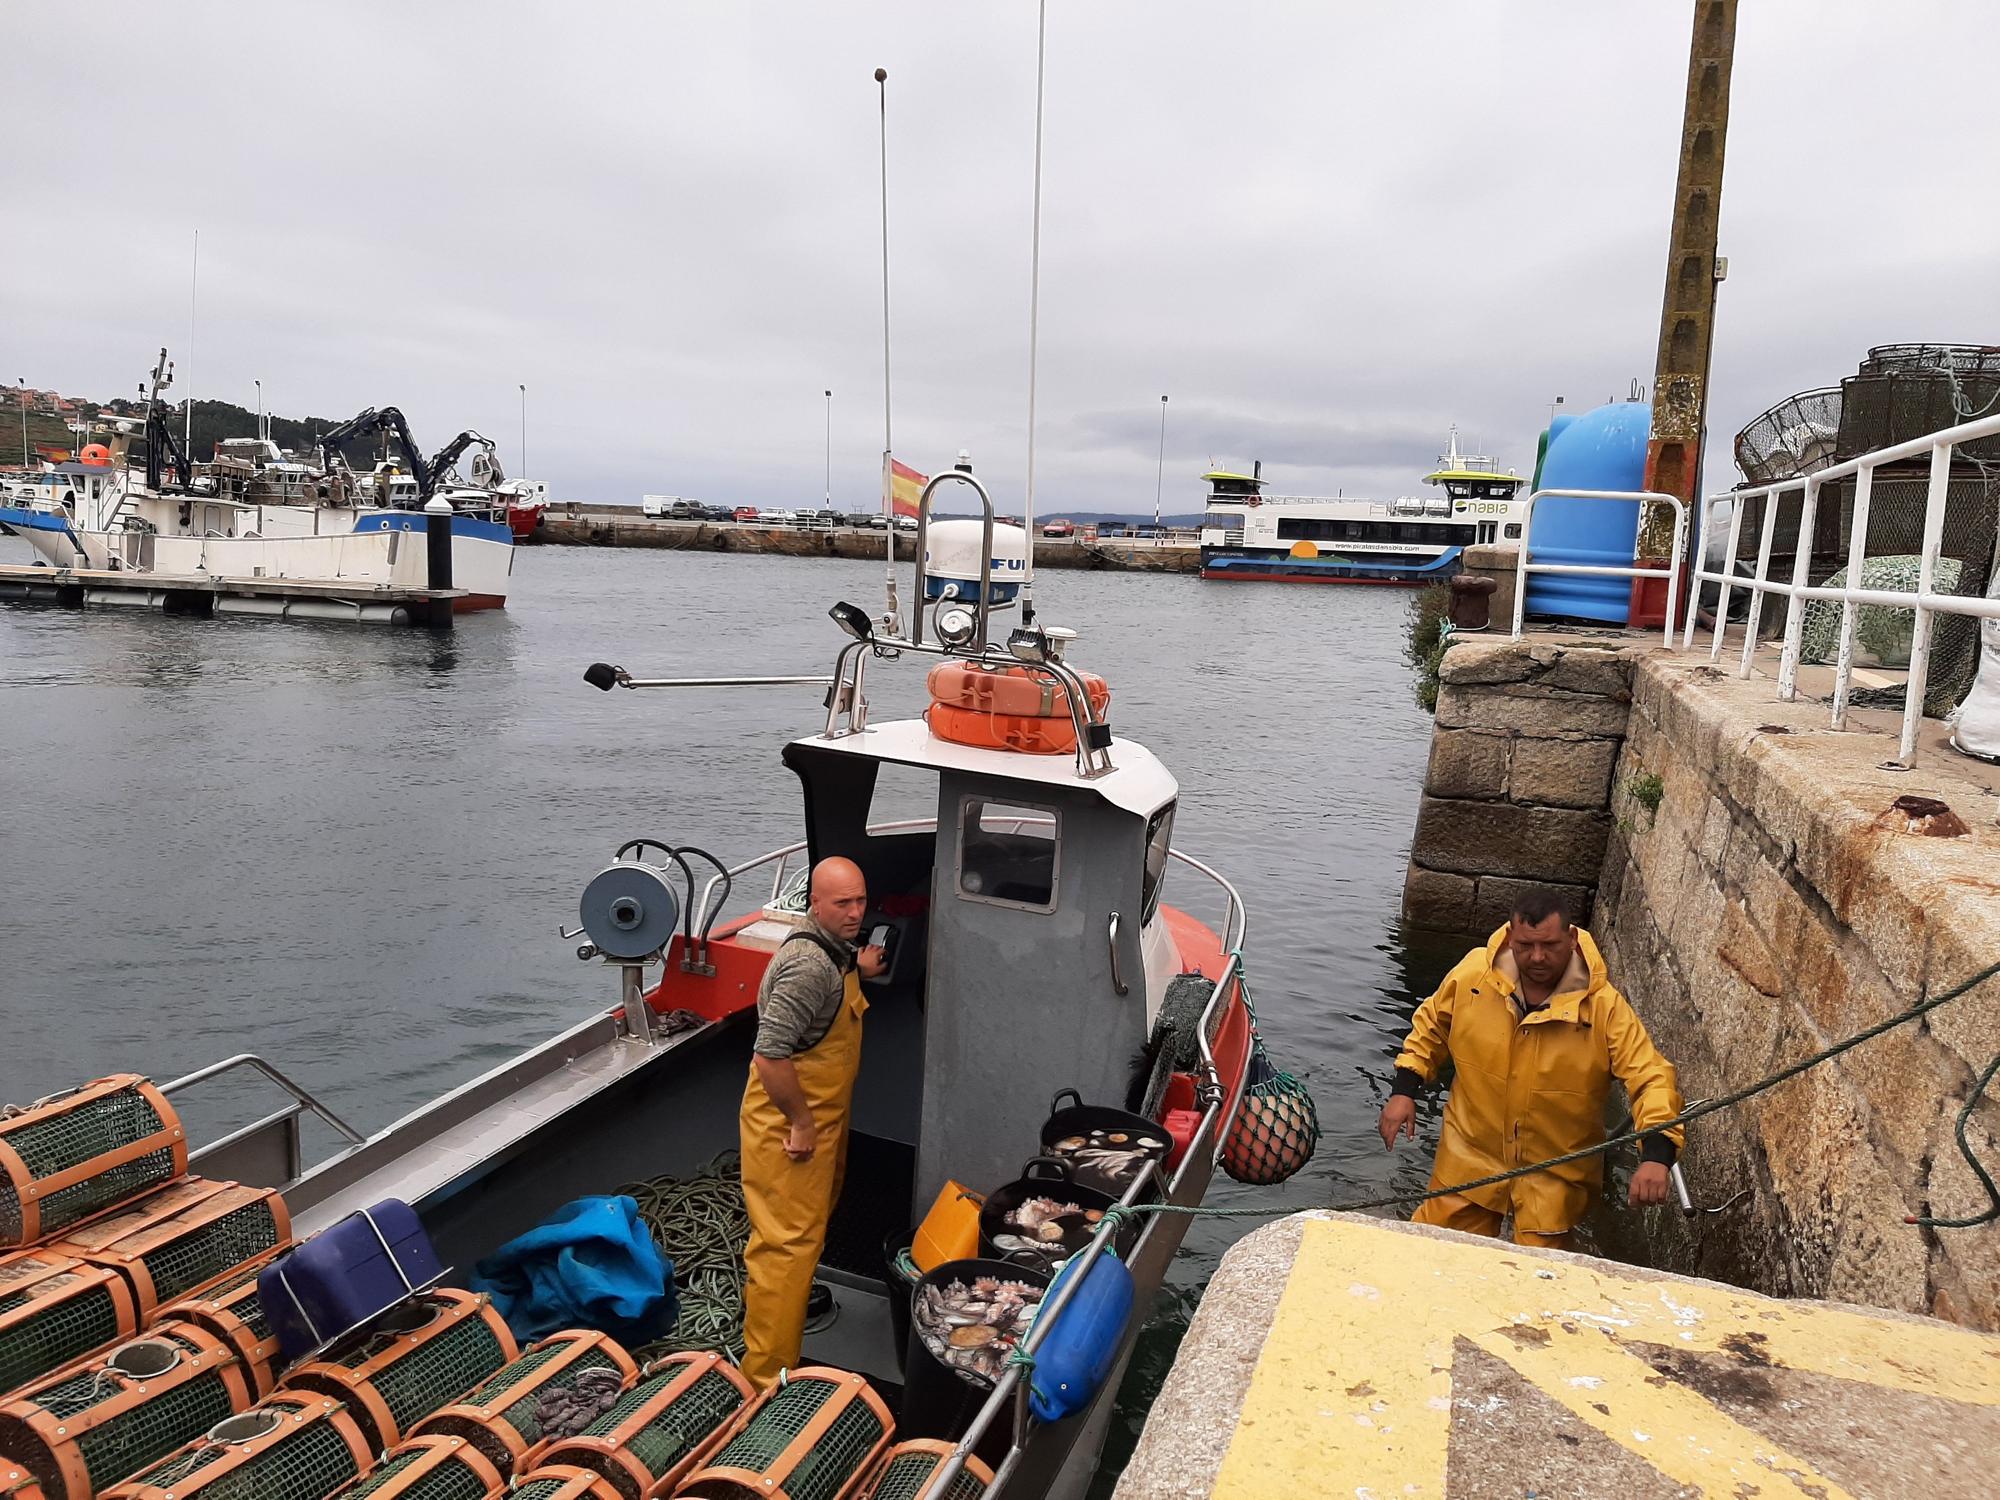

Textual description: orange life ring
[924,661,1110,720]
[925,701,1087,755]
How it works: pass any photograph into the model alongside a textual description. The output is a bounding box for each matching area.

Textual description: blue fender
[1027,1250,1135,1423]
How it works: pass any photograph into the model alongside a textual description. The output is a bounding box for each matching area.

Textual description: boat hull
[1,504,515,608]
[1200,546,1464,585]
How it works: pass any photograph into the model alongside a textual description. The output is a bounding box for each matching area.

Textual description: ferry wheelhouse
[1198,429,1527,585]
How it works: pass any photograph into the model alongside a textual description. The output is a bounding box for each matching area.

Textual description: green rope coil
[621,1152,752,1361]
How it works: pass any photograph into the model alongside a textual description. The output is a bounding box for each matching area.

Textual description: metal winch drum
[861,1439,994,1500]
[411,1327,639,1475]
[523,1351,752,1499]
[0,1249,139,1397]
[579,861,683,961]
[0,1076,187,1250]
[97,1393,374,1500]
[283,1289,519,1451]
[676,1367,895,1500]
[49,1177,292,1320]
[0,1324,254,1500]
[319,1433,507,1500]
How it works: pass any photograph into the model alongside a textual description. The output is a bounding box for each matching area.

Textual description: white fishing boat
[1198,428,1528,585]
[0,355,516,614]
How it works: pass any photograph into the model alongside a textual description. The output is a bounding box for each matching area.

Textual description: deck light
[829,600,874,642]
[935,605,977,647]
[1005,626,1048,664]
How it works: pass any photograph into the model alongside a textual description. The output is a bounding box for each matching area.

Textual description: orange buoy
[925,661,1109,719]
[925,701,1086,755]
[78,444,113,467]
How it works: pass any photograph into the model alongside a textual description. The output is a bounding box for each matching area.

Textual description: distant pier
[0,560,462,625]
[535,509,1201,573]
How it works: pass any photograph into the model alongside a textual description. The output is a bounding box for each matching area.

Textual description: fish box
[257,1199,443,1360]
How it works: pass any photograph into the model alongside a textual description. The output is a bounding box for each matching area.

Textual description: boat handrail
[923,943,1244,1498]
[162,1053,367,1143]
[160,1052,368,1183]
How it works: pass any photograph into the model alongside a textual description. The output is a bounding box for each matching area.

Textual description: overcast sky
[7,2,1999,512]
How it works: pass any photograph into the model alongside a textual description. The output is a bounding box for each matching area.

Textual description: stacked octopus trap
[0,1075,973,1500]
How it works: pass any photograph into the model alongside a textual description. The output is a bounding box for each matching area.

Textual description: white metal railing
[1509,488,1687,648]
[1685,409,2000,767]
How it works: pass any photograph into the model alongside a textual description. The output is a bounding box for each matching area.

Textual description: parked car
[763,508,797,525]
[1041,518,1075,538]
[734,506,760,523]
[894,514,919,532]
[640,494,678,518]
[702,504,735,522]
[864,513,890,530]
[843,511,877,529]
[799,508,841,530]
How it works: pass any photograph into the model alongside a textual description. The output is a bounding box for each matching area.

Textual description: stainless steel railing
[1508,487,1687,649]
[1684,409,2000,767]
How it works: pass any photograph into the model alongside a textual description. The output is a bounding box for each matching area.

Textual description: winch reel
[570,838,732,973]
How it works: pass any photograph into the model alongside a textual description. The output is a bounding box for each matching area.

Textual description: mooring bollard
[424,497,454,593]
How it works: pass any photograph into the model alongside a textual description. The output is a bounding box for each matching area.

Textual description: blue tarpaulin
[470,1195,676,1344]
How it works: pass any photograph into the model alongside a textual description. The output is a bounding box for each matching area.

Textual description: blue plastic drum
[1523,401,1652,624]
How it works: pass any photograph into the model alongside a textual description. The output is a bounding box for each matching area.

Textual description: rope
[622,1152,752,1360]
[1115,954,2000,1232]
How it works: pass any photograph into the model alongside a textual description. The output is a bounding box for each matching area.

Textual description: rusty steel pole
[1636,0,1736,624]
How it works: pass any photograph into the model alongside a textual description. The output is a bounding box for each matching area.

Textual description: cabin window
[956,798,1059,911]
[1141,801,1176,923]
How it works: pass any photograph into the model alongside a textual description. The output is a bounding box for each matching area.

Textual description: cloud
[5,1,1998,511]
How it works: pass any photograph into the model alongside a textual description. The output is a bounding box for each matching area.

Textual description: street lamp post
[519,384,527,477]
[824,389,832,507]
[254,379,263,441]
[17,379,27,470]
[1154,394,1169,530]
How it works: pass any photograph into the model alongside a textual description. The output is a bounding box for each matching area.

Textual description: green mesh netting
[510,1478,580,1500]
[0,1276,125,1394]
[72,1368,241,1493]
[686,1377,883,1500]
[1220,1037,1321,1187]
[337,1444,490,1500]
[115,1409,365,1500]
[362,1311,511,1441]
[611,1367,746,1482]
[0,1083,176,1245]
[140,1200,284,1305]
[869,1449,989,1500]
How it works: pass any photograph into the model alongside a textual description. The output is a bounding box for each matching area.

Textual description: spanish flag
[887,456,927,518]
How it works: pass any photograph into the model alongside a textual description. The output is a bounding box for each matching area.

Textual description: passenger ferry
[1198,429,1527,585]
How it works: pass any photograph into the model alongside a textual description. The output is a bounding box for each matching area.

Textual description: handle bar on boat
[584,662,836,690]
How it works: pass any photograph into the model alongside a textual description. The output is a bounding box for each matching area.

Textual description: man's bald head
[809,857,869,942]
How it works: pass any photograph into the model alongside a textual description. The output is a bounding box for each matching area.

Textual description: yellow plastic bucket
[910,1180,984,1273]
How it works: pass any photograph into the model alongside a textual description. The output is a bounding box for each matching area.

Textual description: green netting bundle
[1221,1039,1320,1186]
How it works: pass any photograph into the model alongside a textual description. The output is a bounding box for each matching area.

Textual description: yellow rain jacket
[1395,924,1683,1236]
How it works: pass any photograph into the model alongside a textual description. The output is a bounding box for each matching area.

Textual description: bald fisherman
[738,856,886,1387]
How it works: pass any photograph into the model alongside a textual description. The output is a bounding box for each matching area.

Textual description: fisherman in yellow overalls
[739,856,885,1388]
[1379,887,1683,1250]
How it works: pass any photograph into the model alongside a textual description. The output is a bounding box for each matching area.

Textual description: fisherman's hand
[785,1119,818,1162]
[1378,1095,1417,1150]
[856,945,887,980]
[1628,1161,1670,1207]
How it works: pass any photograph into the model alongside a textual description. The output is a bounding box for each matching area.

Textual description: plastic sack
[1950,582,2000,763]
[470,1194,675,1345]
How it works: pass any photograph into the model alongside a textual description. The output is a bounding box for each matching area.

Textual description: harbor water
[0,535,1462,1483]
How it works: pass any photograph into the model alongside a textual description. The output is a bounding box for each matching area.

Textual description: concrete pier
[535,510,1202,572]
[1117,1210,2000,1499]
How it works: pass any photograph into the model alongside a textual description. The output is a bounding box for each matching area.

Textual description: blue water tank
[1523,401,1651,624]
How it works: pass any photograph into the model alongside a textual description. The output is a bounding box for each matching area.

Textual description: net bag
[860,1440,993,1500]
[409,1328,637,1475]
[0,1077,186,1251]
[155,1251,289,1398]
[322,1433,506,1500]
[508,1465,624,1500]
[677,1367,894,1500]
[1220,1035,1319,1187]
[51,1179,291,1320]
[525,1351,752,1499]
[97,1393,374,1500]
[0,1324,254,1500]
[0,1249,139,1397]
[284,1289,518,1452]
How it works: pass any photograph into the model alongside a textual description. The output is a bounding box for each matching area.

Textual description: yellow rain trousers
[739,970,866,1389]
[1397,924,1683,1240]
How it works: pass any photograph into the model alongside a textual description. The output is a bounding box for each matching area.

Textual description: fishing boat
[0,471,1288,1500]
[1198,427,1527,584]
[0,355,517,613]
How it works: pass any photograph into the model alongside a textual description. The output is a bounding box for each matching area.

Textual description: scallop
[949,1324,997,1349]
[1107,1132,1129,1144]
[1138,1137,1165,1150]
